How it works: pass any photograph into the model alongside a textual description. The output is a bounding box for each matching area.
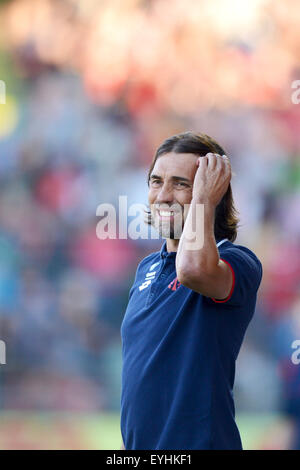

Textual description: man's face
[148,152,199,239]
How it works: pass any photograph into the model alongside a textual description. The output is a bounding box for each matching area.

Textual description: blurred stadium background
[0,0,300,450]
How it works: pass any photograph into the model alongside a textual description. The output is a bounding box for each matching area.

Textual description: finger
[215,153,224,169]
[198,155,208,167]
[204,153,218,163]
[223,163,232,181]
[221,154,231,169]
[222,154,231,166]
[207,153,218,170]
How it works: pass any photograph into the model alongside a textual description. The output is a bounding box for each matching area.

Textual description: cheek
[148,189,156,205]
[176,190,192,206]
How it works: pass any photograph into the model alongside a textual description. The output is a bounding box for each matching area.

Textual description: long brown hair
[146,131,239,242]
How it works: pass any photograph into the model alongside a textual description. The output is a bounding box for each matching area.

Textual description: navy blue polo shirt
[120,238,263,450]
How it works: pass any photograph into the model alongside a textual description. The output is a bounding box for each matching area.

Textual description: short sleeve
[211,247,263,307]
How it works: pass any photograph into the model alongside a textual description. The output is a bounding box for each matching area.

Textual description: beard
[150,206,185,239]
[156,221,177,239]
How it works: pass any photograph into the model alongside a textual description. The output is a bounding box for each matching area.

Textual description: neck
[166,238,180,252]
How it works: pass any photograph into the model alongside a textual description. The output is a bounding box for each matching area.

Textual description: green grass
[0,411,288,450]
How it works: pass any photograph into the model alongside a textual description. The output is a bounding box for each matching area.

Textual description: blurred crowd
[0,0,300,449]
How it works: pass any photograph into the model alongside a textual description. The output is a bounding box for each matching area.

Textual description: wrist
[191,195,216,210]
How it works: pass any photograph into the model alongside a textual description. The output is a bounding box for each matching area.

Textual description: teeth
[159,210,173,216]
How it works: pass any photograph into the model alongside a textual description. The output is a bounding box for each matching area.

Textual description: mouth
[158,209,174,216]
[156,209,177,221]
[153,206,185,236]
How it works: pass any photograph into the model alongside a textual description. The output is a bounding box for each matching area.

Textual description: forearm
[176,153,232,299]
[176,197,219,280]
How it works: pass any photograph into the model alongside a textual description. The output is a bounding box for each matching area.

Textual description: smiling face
[148,152,199,240]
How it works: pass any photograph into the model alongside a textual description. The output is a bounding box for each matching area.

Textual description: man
[120,132,263,450]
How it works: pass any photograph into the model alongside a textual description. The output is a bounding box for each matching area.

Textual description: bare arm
[176,153,233,299]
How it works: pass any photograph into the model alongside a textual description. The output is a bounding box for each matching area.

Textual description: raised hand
[192,153,232,207]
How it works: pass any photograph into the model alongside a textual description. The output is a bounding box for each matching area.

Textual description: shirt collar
[160,240,176,259]
[216,238,229,248]
[160,237,229,259]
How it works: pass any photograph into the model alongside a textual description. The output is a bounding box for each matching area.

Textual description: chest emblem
[168,277,181,291]
[138,262,160,291]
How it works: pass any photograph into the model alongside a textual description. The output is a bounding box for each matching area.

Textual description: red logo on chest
[168,277,181,291]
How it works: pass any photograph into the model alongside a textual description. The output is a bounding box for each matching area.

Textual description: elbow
[176,260,191,285]
[176,266,203,288]
[176,269,187,286]
[176,260,215,291]
[177,267,215,297]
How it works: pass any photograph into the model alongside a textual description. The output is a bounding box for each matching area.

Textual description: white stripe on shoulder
[216,238,228,248]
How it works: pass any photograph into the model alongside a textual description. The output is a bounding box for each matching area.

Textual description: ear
[143,208,151,225]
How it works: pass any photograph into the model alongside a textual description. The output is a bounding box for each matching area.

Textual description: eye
[175,182,189,188]
[150,179,162,188]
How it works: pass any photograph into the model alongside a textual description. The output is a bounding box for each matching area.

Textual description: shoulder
[220,241,262,267]
[136,247,161,275]
[221,241,262,264]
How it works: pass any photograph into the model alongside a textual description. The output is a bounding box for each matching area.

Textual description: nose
[155,182,174,204]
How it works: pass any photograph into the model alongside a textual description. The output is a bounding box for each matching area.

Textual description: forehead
[151,152,198,180]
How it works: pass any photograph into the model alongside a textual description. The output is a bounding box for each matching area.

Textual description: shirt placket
[145,256,174,306]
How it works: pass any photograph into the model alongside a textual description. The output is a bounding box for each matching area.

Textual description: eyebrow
[150,174,192,183]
